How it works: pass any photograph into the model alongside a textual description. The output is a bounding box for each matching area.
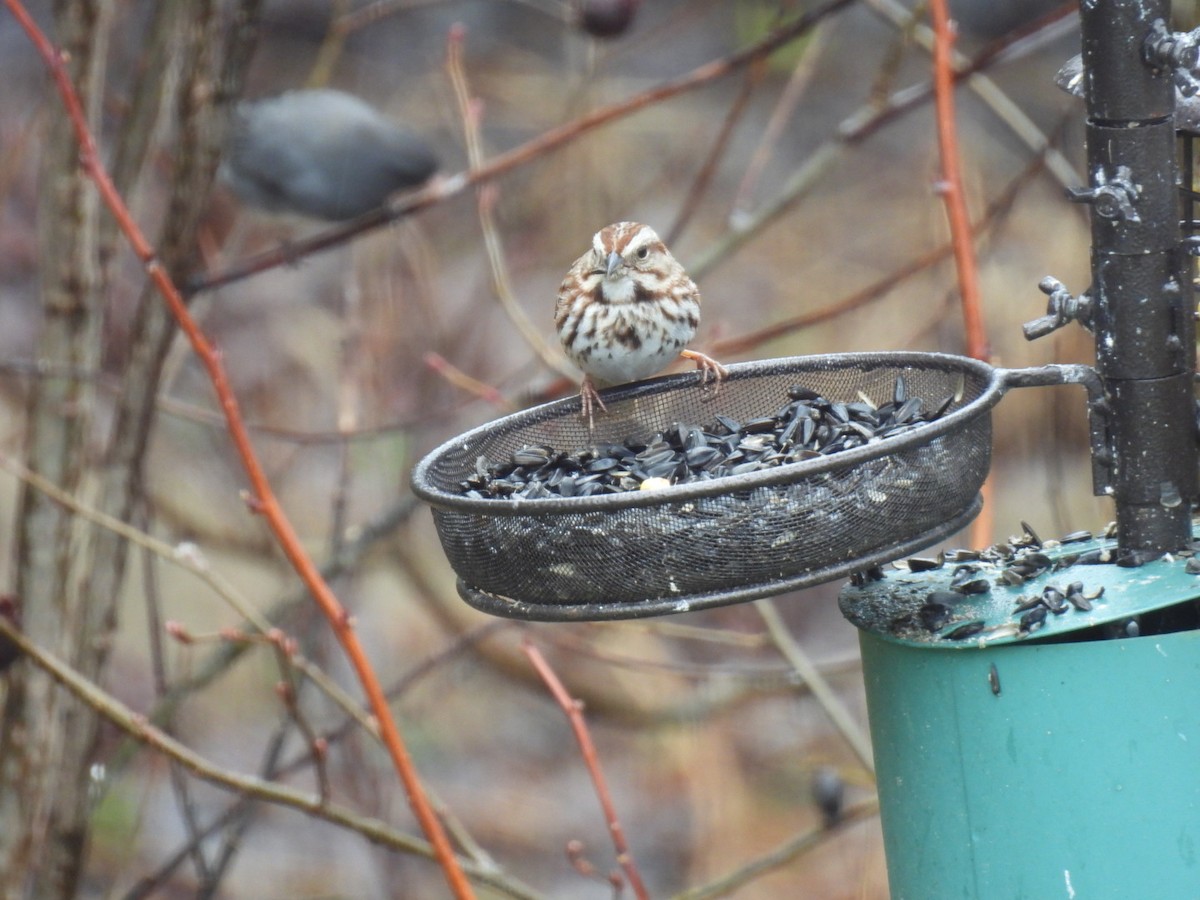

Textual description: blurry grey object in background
[1054,54,1200,133]
[948,0,1064,39]
[575,0,641,38]
[221,88,438,221]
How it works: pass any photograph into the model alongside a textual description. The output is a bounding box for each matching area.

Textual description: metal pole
[1077,0,1198,552]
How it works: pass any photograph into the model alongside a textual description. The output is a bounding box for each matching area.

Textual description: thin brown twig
[271,675,332,805]
[329,274,365,562]
[304,0,354,88]
[0,451,376,745]
[425,352,514,410]
[671,798,881,900]
[0,357,470,444]
[2,4,473,896]
[709,138,1052,358]
[522,639,650,900]
[186,0,859,295]
[138,504,213,885]
[0,616,543,900]
[730,19,830,221]
[755,600,875,775]
[666,63,764,247]
[856,0,1078,187]
[446,24,575,379]
[689,12,1081,285]
[133,619,514,896]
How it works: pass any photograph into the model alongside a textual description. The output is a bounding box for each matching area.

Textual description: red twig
[3,3,474,896]
[929,0,992,548]
[424,352,512,409]
[522,639,650,900]
[928,0,988,362]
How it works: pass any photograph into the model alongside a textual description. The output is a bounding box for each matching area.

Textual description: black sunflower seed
[918,602,954,631]
[942,620,986,640]
[907,555,944,572]
[1019,606,1047,633]
[457,380,954,499]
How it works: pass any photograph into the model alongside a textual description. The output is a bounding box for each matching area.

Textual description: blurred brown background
[0,0,1133,897]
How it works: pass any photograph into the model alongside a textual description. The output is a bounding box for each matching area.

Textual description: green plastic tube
[859,628,1200,899]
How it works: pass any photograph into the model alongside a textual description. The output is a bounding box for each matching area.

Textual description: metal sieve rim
[453,494,985,621]
[411,351,1004,515]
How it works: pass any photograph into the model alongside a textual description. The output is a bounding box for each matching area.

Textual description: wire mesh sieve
[411,352,1029,620]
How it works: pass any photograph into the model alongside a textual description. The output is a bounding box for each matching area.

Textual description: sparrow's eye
[635,246,649,260]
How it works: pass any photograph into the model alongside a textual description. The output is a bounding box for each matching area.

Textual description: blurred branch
[101,0,176,243]
[329,276,364,562]
[3,6,473,895]
[543,625,861,684]
[709,134,1054,357]
[2,0,112,888]
[0,358,468,444]
[446,24,576,379]
[186,0,860,295]
[272,673,333,804]
[305,0,354,87]
[755,600,875,776]
[859,0,1079,187]
[729,19,830,222]
[425,352,515,410]
[672,798,882,900]
[689,4,1079,282]
[523,639,651,900]
[0,450,377,735]
[138,505,214,886]
[928,0,992,547]
[687,141,838,282]
[928,0,987,361]
[132,618,513,898]
[101,493,421,787]
[0,616,544,900]
[398,542,868,728]
[666,63,764,247]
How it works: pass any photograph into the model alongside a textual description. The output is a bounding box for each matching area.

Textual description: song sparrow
[555,221,727,422]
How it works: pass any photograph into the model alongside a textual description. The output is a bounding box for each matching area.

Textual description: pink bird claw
[579,374,608,429]
[680,349,728,393]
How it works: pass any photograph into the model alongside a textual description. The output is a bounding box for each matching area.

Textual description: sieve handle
[996,363,1103,396]
[996,363,1111,495]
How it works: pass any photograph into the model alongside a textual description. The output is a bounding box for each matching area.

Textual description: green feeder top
[839,522,1200,649]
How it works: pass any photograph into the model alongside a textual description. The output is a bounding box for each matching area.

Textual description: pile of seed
[893,523,1112,642]
[458,378,956,500]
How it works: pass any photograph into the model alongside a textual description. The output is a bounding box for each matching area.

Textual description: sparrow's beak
[605,251,622,278]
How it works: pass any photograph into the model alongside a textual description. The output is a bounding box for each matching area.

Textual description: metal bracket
[1144,19,1200,95]
[1023,276,1094,340]
[1067,165,1142,222]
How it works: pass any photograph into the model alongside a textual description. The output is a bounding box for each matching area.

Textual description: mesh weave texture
[412,353,1000,609]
